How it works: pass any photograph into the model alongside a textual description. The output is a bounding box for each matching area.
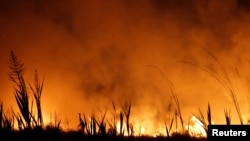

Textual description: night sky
[1,0,250,134]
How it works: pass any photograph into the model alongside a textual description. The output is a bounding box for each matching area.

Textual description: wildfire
[112,115,207,137]
[186,116,207,137]
[116,121,148,136]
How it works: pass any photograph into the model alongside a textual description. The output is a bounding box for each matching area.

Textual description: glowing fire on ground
[116,121,163,137]
[12,108,207,138]
[114,115,207,137]
[185,116,207,137]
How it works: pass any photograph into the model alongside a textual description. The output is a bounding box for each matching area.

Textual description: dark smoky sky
[1,0,250,130]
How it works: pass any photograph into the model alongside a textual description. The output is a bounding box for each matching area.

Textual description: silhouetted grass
[0,128,207,141]
[29,69,44,127]
[8,50,31,129]
[2,50,248,141]
[178,48,244,125]
[224,108,231,125]
[165,114,174,138]
[147,65,185,132]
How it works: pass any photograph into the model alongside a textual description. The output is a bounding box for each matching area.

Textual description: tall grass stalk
[2,111,14,131]
[193,103,211,136]
[178,48,243,125]
[90,114,97,135]
[14,112,25,130]
[205,49,243,125]
[224,109,231,125]
[165,114,174,137]
[78,113,86,134]
[147,65,184,131]
[111,101,118,135]
[193,109,207,134]
[79,113,99,136]
[0,105,15,131]
[235,68,250,123]
[29,69,44,127]
[8,50,31,129]
[165,103,174,137]
[120,100,131,136]
[96,110,107,135]
[119,111,124,136]
[207,103,212,126]
[106,101,118,136]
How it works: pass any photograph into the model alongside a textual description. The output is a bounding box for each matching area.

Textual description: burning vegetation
[1,49,249,140]
[1,1,250,140]
[0,51,207,141]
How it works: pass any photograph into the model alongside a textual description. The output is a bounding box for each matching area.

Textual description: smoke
[1,0,250,131]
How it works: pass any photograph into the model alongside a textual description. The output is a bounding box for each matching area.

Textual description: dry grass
[7,51,46,130]
[2,50,249,140]
[178,48,243,125]
[192,103,212,136]
[8,50,31,129]
[29,69,44,127]
[147,65,184,132]
[224,109,231,125]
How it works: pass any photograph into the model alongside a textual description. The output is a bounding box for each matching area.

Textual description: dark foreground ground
[0,128,207,141]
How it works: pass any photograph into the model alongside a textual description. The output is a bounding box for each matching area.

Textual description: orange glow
[186,116,207,137]
[1,0,250,138]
